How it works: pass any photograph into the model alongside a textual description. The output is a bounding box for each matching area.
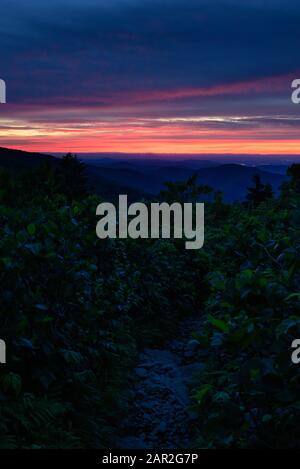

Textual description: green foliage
[1,160,300,449]
[0,165,205,448]
[192,179,300,448]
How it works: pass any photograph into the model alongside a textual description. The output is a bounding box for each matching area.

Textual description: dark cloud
[1,0,300,104]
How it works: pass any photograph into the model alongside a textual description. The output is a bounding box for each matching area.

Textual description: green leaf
[194,384,212,405]
[27,223,36,236]
[42,316,54,322]
[25,243,42,255]
[262,414,272,423]
[285,293,300,302]
[71,205,80,216]
[242,269,253,280]
[62,350,84,364]
[1,373,22,396]
[250,368,260,381]
[208,314,230,333]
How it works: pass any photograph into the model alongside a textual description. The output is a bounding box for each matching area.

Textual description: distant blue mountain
[84,159,287,201]
[0,147,289,202]
[195,164,286,201]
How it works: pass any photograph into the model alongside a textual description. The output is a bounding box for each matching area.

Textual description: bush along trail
[118,169,300,449]
[0,160,207,448]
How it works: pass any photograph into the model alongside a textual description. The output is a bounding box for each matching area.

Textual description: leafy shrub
[192,188,300,448]
[0,167,205,448]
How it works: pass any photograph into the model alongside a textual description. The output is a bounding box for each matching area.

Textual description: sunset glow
[1,0,300,156]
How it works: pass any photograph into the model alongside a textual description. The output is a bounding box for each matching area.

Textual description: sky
[0,0,300,155]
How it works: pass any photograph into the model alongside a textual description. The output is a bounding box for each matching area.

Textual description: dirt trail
[117,318,205,449]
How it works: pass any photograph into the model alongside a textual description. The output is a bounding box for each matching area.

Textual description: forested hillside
[0,155,300,448]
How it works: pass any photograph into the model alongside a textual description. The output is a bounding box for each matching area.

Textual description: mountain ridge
[0,147,288,202]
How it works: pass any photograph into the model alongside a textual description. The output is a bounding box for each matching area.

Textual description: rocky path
[117,318,205,449]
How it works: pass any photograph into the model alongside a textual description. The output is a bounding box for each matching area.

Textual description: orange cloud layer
[1,72,300,155]
[2,128,300,155]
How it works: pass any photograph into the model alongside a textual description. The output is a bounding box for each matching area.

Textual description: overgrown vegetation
[192,171,300,448]
[0,155,206,448]
[1,155,300,448]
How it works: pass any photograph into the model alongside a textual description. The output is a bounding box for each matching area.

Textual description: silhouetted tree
[57,153,87,200]
[160,174,213,203]
[0,169,15,205]
[246,174,274,207]
[211,190,231,219]
[287,164,300,190]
